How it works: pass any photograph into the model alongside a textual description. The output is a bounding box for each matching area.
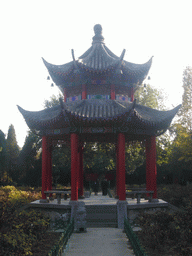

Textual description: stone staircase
[85,205,117,228]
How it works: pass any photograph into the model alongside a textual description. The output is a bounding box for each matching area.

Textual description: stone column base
[117,200,128,229]
[69,201,87,232]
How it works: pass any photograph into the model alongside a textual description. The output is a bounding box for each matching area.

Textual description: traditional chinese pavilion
[18,24,180,202]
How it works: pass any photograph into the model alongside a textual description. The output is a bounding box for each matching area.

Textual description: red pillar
[146,136,157,199]
[117,133,126,201]
[71,133,79,201]
[64,88,67,102]
[111,84,115,100]
[47,145,52,191]
[41,136,49,199]
[116,143,119,197]
[78,144,84,197]
[130,87,134,102]
[82,84,87,100]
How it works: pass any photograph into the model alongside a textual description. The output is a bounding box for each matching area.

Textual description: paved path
[64,228,135,256]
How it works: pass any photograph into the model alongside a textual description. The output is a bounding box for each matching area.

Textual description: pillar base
[117,200,128,229]
[78,195,85,199]
[69,201,87,232]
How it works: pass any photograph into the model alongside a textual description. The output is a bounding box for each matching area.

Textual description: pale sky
[1,0,192,148]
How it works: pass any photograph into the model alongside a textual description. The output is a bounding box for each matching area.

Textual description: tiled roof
[18,100,181,136]
[43,24,152,85]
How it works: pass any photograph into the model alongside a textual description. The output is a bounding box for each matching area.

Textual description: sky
[1,0,192,148]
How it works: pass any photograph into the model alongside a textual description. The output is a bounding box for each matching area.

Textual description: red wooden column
[130,87,134,102]
[145,136,157,199]
[78,143,84,197]
[111,84,116,100]
[82,84,87,100]
[41,136,49,200]
[116,143,119,197]
[117,133,126,201]
[47,144,52,191]
[64,88,67,102]
[71,133,79,201]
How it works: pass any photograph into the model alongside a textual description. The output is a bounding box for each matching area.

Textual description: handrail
[124,218,147,256]
[48,218,74,256]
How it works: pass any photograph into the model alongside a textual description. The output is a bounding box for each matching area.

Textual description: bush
[1,210,50,255]
[136,207,192,255]
[0,186,49,255]
[157,184,192,208]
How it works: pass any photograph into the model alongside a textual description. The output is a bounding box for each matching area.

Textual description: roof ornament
[71,49,80,73]
[92,24,104,44]
[116,49,126,74]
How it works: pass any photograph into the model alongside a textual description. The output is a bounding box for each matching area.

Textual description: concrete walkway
[64,228,135,256]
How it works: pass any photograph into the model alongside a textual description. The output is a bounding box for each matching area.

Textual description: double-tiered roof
[18,24,180,141]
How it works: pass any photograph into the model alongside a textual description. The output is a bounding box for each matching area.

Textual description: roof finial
[94,24,102,35]
[92,24,104,44]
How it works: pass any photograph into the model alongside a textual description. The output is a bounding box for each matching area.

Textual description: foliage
[125,141,145,173]
[0,186,50,256]
[136,207,192,255]
[178,66,192,130]
[0,130,7,183]
[52,144,71,186]
[156,131,172,166]
[157,184,192,208]
[135,184,192,255]
[1,210,50,256]
[18,131,42,186]
[135,83,165,110]
[44,94,62,109]
[6,124,20,164]
[83,143,115,173]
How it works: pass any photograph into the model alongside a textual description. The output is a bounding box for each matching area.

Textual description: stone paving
[64,228,135,256]
[63,193,135,255]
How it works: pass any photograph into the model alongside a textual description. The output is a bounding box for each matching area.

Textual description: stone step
[85,205,117,228]
[85,205,117,213]
[87,221,117,228]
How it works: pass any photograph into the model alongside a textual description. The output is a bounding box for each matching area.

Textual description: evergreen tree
[18,131,41,185]
[6,124,20,182]
[0,130,7,183]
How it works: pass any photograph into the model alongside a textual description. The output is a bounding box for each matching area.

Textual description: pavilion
[18,24,180,204]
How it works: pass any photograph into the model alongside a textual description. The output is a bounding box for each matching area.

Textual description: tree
[178,66,192,131]
[135,83,165,110]
[44,94,62,109]
[83,143,115,173]
[0,130,7,183]
[164,67,192,184]
[6,124,20,182]
[126,84,166,172]
[18,131,42,185]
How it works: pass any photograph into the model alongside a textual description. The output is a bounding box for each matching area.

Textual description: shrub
[1,210,50,255]
[136,207,192,255]
[0,186,49,255]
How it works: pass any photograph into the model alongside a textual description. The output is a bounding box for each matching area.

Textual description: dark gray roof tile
[18,99,181,136]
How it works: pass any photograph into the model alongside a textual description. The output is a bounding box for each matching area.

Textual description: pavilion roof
[43,24,152,86]
[18,100,181,137]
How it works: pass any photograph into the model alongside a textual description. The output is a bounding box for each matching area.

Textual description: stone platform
[29,192,168,209]
[29,192,169,227]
